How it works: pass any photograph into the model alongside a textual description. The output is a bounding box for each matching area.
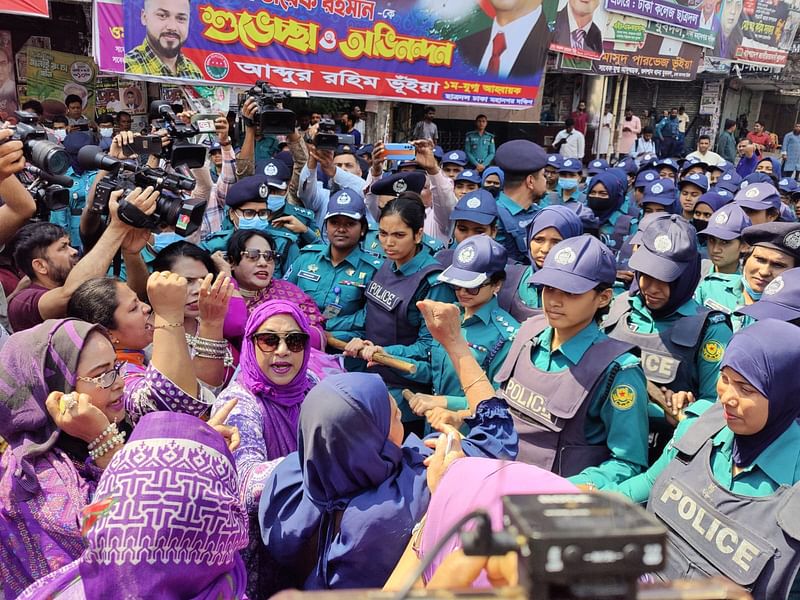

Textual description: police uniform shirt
[526,322,650,488]
[420,297,519,412]
[598,208,638,252]
[285,244,383,341]
[464,130,496,167]
[516,265,542,309]
[625,294,733,406]
[694,272,752,332]
[495,191,540,263]
[540,188,585,209]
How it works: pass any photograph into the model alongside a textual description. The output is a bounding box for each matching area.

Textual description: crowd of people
[2,95,800,600]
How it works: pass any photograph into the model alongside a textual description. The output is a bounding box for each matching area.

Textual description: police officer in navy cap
[208,140,222,183]
[286,188,383,342]
[734,182,781,224]
[435,188,499,267]
[494,139,548,264]
[736,267,800,324]
[714,170,743,194]
[441,149,468,179]
[588,158,609,175]
[655,157,680,181]
[641,179,678,215]
[542,157,583,208]
[677,172,709,220]
[453,169,482,200]
[544,153,563,194]
[633,169,660,207]
[405,235,520,430]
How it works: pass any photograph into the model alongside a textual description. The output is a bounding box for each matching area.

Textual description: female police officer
[608,319,800,599]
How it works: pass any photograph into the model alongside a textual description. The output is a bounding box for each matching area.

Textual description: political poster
[22,49,97,120]
[93,0,556,109]
[645,0,722,48]
[549,0,608,60]
[0,0,49,18]
[0,32,17,120]
[604,0,701,30]
[604,12,647,43]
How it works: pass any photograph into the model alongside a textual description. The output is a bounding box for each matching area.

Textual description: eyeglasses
[77,362,126,389]
[449,281,492,296]
[252,331,309,353]
[240,249,280,262]
[235,208,270,220]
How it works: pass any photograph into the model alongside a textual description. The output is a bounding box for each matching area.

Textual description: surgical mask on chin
[237,216,269,231]
[53,129,67,142]
[267,194,286,212]
[559,177,579,190]
[152,231,185,252]
[99,127,114,138]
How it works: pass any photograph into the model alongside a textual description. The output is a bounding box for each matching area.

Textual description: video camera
[24,166,73,221]
[4,110,71,175]
[241,80,296,134]
[78,145,205,237]
[149,101,208,168]
[312,118,355,151]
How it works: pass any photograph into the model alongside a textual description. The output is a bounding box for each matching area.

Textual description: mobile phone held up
[383,143,415,162]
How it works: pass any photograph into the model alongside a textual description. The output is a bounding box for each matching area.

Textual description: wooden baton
[326,334,417,374]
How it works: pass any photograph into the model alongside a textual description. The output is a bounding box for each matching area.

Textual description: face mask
[484,185,500,198]
[691,218,708,233]
[153,231,185,252]
[237,217,269,231]
[587,195,615,213]
[53,129,67,141]
[99,128,114,138]
[267,194,286,212]
[559,178,579,190]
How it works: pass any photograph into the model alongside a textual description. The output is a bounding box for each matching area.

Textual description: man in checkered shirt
[124,0,202,78]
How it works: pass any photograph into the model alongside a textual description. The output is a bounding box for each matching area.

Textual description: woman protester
[0,287,239,596]
[606,320,800,599]
[17,411,248,600]
[258,371,517,594]
[286,189,383,343]
[407,236,519,430]
[344,196,456,436]
[499,205,584,322]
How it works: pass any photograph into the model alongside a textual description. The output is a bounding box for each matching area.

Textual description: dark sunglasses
[252,331,309,353]
[241,249,280,262]
[448,281,492,296]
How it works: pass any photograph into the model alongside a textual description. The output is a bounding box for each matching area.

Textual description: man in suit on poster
[552,0,603,56]
[456,0,553,79]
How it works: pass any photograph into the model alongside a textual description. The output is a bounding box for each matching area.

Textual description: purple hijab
[17,411,249,600]
[720,319,800,467]
[238,300,312,459]
[526,205,584,265]
[0,319,101,497]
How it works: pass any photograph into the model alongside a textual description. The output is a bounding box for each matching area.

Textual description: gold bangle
[153,322,184,330]
[463,373,489,393]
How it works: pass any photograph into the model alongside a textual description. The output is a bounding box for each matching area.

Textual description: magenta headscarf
[238,300,312,459]
[419,457,578,587]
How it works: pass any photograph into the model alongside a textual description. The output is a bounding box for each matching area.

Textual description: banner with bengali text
[604,0,701,30]
[94,0,555,109]
[0,0,49,18]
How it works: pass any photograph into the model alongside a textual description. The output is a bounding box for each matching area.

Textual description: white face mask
[99,127,114,138]
[53,129,67,141]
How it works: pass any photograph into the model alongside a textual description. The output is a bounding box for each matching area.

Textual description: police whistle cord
[326,334,417,374]
[647,381,686,422]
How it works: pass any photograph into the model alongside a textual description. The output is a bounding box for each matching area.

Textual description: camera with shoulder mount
[149,101,208,168]
[240,79,296,134]
[78,145,205,237]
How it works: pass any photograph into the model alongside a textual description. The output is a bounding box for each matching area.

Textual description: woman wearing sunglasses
[225,228,326,349]
[211,299,317,598]
[344,196,456,437]
[499,205,583,322]
[407,235,519,432]
[0,276,240,597]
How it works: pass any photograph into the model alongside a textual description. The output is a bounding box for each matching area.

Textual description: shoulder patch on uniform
[701,340,724,362]
[269,228,295,240]
[610,384,636,411]
[370,257,384,267]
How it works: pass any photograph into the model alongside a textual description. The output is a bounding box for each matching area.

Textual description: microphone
[78,145,120,172]
[27,166,74,188]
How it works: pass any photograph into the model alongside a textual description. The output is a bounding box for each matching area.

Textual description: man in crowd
[553,117,585,159]
[717,118,737,163]
[747,121,773,153]
[655,108,680,158]
[571,100,589,135]
[411,106,438,145]
[464,114,496,173]
[782,123,800,180]
[735,138,760,178]
[685,134,725,166]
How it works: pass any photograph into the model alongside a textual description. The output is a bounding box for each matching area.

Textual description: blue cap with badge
[615,158,638,175]
[495,139,548,174]
[699,204,752,241]
[254,159,290,190]
[742,173,776,187]
[642,179,677,206]
[442,150,468,167]
[742,221,800,261]
[628,212,671,246]
[715,170,743,194]
[433,145,444,161]
[779,177,799,194]
[226,175,275,208]
[325,188,366,221]
[635,169,659,188]
[736,267,800,322]
[655,157,679,172]
[734,182,781,211]
[371,170,426,196]
[455,169,482,185]
[546,153,563,170]
[628,214,698,282]
[438,234,508,287]
[587,158,609,175]
[529,234,617,293]
[678,172,709,192]
[208,141,222,153]
[559,158,582,174]
[450,189,498,225]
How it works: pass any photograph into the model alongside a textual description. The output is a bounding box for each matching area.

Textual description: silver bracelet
[87,421,118,451]
[89,431,126,461]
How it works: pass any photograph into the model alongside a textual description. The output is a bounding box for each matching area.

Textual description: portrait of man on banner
[455,0,555,79]
[124,0,202,78]
[551,0,604,58]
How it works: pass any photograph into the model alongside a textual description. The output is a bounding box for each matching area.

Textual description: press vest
[494,315,634,475]
[364,259,441,390]
[647,403,800,599]
[497,264,542,323]
[604,292,709,393]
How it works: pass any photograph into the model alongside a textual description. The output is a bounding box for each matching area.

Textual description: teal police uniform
[285,244,383,342]
[464,130,496,168]
[694,272,751,332]
[49,167,97,251]
[516,266,541,309]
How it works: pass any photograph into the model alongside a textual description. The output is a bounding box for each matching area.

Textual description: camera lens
[27,139,71,175]
[156,191,205,237]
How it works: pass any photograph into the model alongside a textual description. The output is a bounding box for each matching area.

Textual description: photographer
[0,128,37,247]
[197,113,238,241]
[236,97,280,178]
[9,186,157,331]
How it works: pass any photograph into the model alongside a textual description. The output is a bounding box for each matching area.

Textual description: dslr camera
[241,80,296,134]
[78,145,205,238]
[313,118,355,151]
[5,110,70,175]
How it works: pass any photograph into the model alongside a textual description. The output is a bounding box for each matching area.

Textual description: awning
[0,0,49,17]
